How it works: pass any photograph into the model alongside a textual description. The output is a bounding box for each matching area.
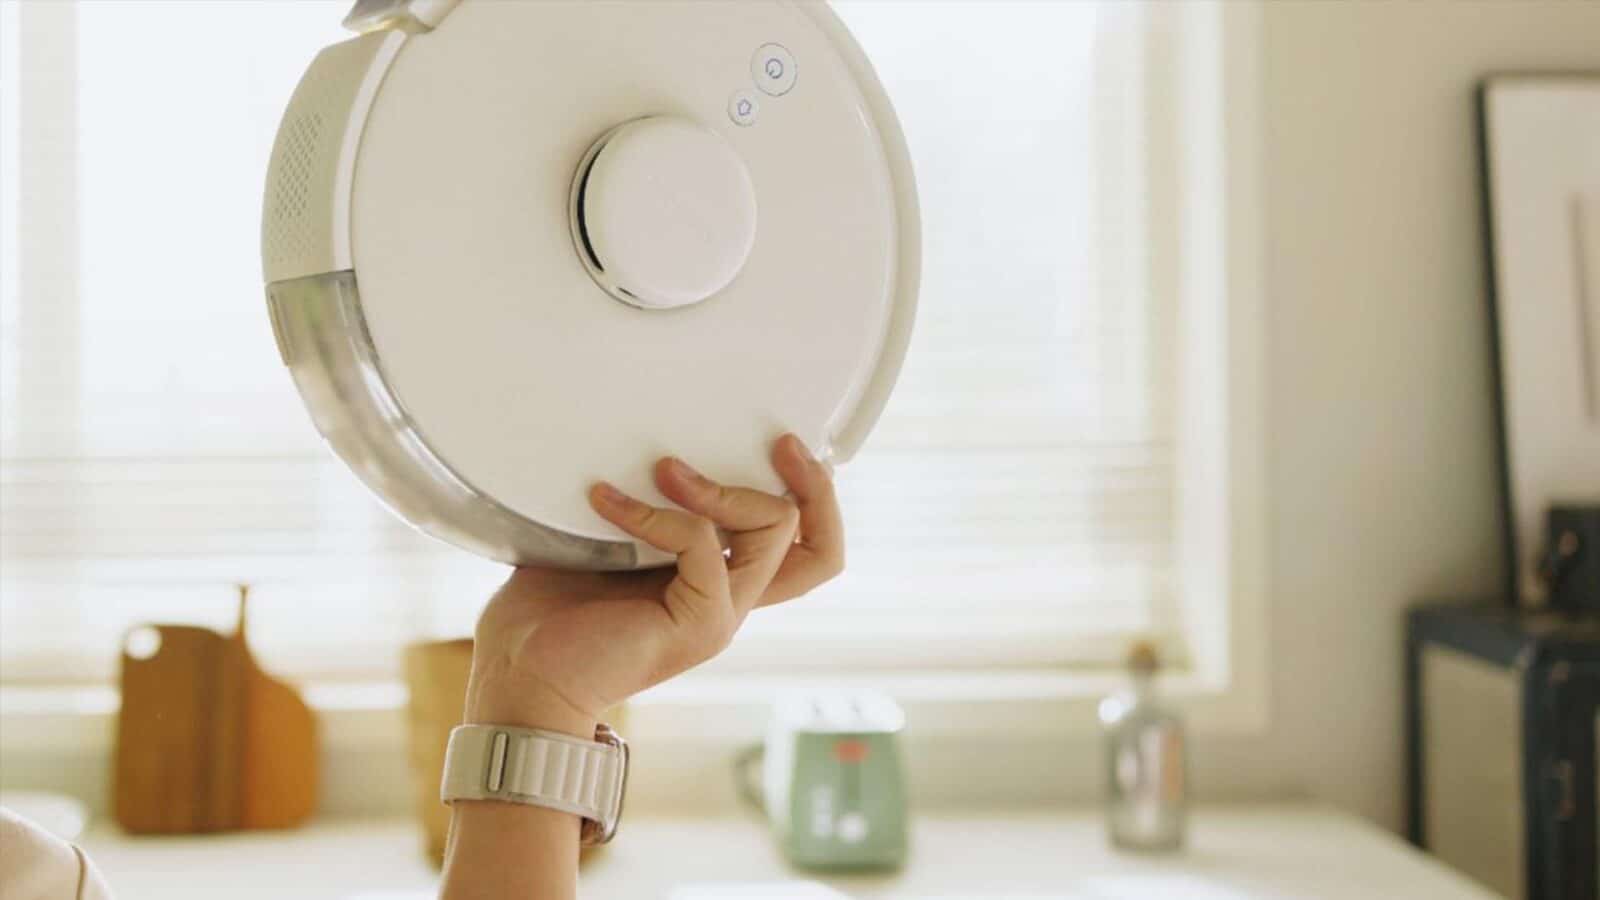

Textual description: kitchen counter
[79,805,1496,899]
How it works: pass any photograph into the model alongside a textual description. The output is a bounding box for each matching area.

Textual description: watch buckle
[580,723,629,847]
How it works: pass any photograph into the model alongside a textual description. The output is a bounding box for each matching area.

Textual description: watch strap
[441,723,628,844]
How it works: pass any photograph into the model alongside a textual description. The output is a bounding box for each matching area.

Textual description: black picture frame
[1476,73,1600,606]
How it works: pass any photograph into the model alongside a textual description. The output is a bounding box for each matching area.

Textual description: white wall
[959,0,1600,835]
[1235,1,1600,831]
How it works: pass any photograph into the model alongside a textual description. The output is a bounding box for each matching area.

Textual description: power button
[752,43,797,96]
[728,90,760,127]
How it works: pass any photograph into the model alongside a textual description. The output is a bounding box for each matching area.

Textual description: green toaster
[761,692,908,870]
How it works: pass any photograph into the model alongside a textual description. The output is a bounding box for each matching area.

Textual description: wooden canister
[402,638,475,866]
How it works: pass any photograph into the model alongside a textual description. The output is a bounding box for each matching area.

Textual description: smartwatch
[440,722,629,846]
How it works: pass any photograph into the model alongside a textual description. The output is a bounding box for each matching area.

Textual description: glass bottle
[1098,641,1187,852]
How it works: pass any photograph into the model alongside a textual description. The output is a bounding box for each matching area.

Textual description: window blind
[1,0,1182,684]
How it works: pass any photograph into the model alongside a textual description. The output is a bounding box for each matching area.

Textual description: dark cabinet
[1408,603,1600,899]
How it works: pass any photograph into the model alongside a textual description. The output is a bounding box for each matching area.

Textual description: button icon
[752,43,797,96]
[836,812,869,844]
[728,90,760,127]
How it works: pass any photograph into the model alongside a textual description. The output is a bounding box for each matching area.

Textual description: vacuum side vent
[263,111,325,273]
[262,32,401,283]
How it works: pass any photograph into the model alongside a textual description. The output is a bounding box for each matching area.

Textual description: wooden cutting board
[114,588,317,833]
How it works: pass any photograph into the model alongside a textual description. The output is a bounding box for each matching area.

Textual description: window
[2,1,1237,688]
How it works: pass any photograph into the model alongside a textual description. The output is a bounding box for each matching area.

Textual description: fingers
[655,456,793,531]
[655,456,799,611]
[759,434,846,607]
[586,432,845,672]
[589,482,732,641]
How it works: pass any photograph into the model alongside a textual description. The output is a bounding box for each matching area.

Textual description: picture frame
[1478,74,1600,604]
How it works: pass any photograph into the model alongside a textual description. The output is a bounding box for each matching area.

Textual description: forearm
[441,669,599,900]
[440,801,582,900]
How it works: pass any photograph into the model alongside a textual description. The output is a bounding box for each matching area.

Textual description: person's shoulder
[0,806,113,900]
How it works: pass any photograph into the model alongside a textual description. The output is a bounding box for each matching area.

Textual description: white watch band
[440,723,629,844]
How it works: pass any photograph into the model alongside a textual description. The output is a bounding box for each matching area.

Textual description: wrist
[463,673,598,739]
[443,801,581,900]
[450,796,583,833]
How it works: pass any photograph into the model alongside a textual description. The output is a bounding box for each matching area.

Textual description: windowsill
[0,666,1267,755]
[1,667,1269,816]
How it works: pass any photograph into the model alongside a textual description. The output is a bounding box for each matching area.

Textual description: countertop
[78,805,1497,899]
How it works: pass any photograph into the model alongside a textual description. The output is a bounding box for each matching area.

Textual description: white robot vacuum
[262,0,920,569]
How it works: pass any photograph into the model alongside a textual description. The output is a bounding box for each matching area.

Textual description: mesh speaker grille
[263,112,325,272]
[261,31,397,282]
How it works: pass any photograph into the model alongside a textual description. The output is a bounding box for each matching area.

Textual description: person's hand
[444,434,842,900]
[463,433,845,738]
